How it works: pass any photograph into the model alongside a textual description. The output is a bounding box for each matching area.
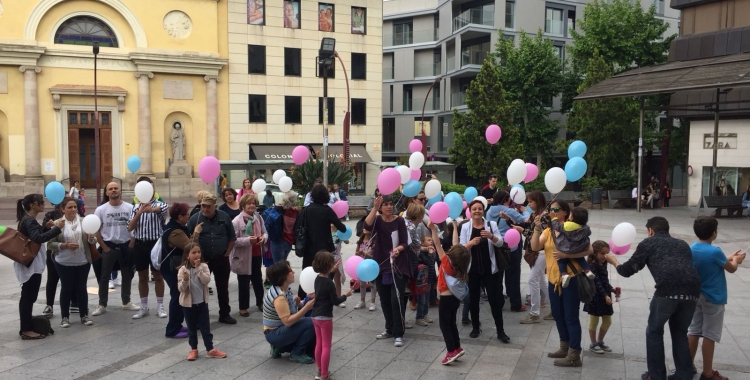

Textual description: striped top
[262,285,297,329]
[129,199,169,241]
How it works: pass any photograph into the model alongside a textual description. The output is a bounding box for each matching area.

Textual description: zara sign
[703,133,737,149]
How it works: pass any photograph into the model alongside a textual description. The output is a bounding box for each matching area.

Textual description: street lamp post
[319,38,336,187]
[334,52,351,167]
[420,76,442,178]
[93,42,102,206]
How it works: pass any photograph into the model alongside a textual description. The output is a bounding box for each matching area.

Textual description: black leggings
[468,270,505,334]
[20,274,42,333]
[439,294,461,352]
[237,256,264,309]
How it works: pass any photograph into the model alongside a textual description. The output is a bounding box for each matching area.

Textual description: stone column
[20,66,42,179]
[135,72,154,175]
[204,75,219,158]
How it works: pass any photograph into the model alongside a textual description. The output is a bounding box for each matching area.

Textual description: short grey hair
[281,191,298,209]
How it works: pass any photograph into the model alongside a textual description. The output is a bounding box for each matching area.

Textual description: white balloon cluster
[271,169,294,192]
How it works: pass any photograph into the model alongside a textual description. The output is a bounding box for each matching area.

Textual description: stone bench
[702,195,744,217]
[543,191,582,208]
[608,190,635,209]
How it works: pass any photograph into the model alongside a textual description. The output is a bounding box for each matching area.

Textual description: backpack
[414,264,429,295]
[293,207,308,258]
[32,315,54,336]
[150,228,176,270]
[262,207,283,242]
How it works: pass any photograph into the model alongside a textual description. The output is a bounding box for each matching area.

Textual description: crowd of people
[11,174,746,380]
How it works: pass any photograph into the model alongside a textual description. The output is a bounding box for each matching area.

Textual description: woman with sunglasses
[530,200,592,367]
[519,191,551,324]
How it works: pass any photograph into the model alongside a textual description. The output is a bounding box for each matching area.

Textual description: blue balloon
[44,181,65,205]
[402,180,421,197]
[565,157,587,182]
[511,183,525,192]
[445,192,463,219]
[337,226,353,241]
[357,259,380,282]
[463,187,478,202]
[568,140,587,159]
[127,156,142,173]
[427,193,441,206]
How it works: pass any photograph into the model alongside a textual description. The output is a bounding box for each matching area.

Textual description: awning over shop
[249,144,373,162]
[575,52,750,101]
[312,144,373,162]
[368,161,456,170]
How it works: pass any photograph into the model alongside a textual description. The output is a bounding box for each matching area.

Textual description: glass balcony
[425,96,441,111]
[384,67,394,80]
[414,62,441,78]
[403,98,413,112]
[452,9,494,32]
[461,49,489,67]
[545,19,563,36]
[383,29,438,47]
[447,57,456,72]
[451,92,467,107]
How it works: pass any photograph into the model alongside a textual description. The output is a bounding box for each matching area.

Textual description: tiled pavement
[0,205,749,380]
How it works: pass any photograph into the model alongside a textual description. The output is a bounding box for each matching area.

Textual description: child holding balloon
[551,207,596,288]
[583,241,616,354]
[330,224,350,306]
[353,230,378,311]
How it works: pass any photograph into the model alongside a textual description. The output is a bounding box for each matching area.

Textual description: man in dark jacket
[606,217,701,380]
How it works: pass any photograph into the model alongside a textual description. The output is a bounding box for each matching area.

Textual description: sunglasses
[549,207,561,212]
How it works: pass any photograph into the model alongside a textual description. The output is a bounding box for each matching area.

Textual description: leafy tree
[289,156,355,196]
[494,31,563,164]
[449,59,523,184]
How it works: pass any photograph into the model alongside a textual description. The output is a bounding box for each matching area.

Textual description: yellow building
[0,0,228,197]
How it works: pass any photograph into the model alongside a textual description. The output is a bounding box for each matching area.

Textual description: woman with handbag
[231,193,268,316]
[15,194,64,339]
[48,197,97,328]
[530,200,592,367]
[520,191,551,324]
[460,199,510,343]
[162,202,196,339]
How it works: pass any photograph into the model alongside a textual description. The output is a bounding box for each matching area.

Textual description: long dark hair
[446,244,470,282]
[588,240,610,265]
[180,242,202,269]
[17,194,43,222]
[527,191,547,217]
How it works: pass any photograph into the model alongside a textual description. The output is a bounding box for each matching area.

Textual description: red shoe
[187,349,198,361]
[206,348,227,358]
[453,347,465,360]
[441,350,458,365]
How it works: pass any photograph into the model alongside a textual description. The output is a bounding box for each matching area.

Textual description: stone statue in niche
[171,121,186,161]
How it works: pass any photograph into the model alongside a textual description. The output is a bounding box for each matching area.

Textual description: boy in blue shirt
[688,217,745,380]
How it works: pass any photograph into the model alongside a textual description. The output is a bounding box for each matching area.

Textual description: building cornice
[129,52,227,76]
[0,44,46,66]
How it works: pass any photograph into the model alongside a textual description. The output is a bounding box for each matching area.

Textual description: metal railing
[414,62,441,77]
[452,9,494,32]
[384,67,394,80]
[451,92,467,107]
[461,49,489,67]
[383,29,438,47]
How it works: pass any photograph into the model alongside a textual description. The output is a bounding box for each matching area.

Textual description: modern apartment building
[226,0,383,194]
[381,0,679,165]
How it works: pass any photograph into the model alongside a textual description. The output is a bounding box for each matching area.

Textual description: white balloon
[278,176,293,192]
[544,167,567,194]
[424,179,441,199]
[510,187,526,204]
[300,267,318,294]
[612,222,637,247]
[273,170,286,184]
[81,214,102,235]
[506,159,527,185]
[134,181,154,203]
[252,179,267,194]
[473,196,488,210]
[409,152,425,169]
[396,165,411,185]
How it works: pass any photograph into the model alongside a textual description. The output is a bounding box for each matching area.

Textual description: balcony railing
[451,92,467,107]
[461,49,489,67]
[383,29,439,47]
[404,98,413,112]
[447,57,456,72]
[544,19,564,36]
[414,62,441,78]
[384,67,394,80]
[452,9,494,32]
[426,96,441,111]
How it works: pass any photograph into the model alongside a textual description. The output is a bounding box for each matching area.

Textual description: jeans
[439,294,461,352]
[375,273,408,338]
[468,268,505,334]
[19,273,42,333]
[207,255,231,318]
[646,297,697,380]
[98,242,134,307]
[528,253,549,317]
[503,245,523,310]
[461,294,470,321]
[183,302,213,351]
[416,283,431,320]
[313,319,333,377]
[548,277,582,350]
[45,251,79,307]
[270,240,292,264]
[55,262,91,318]
[265,317,316,356]
[160,260,185,337]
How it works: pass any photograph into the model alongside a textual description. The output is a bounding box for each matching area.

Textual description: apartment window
[505,2,515,29]
[389,85,394,113]
[553,45,564,62]
[383,118,396,152]
[248,95,267,123]
[285,96,302,124]
[285,48,301,76]
[248,45,266,74]
[351,53,367,80]
[351,99,366,125]
[393,21,413,45]
[403,85,413,112]
[545,8,564,36]
[318,97,335,124]
[653,0,665,15]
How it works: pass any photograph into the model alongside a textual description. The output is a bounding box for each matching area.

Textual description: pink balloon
[377,168,401,195]
[462,200,468,210]
[345,255,364,280]
[465,208,471,219]
[430,202,450,223]
[292,145,309,165]
[504,229,521,248]
[332,201,349,218]
[486,124,502,144]
[524,163,539,183]
[410,168,421,181]
[409,139,423,153]
[609,239,631,255]
[198,156,221,184]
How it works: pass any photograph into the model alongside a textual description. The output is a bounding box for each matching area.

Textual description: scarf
[243,211,257,237]
[63,215,84,255]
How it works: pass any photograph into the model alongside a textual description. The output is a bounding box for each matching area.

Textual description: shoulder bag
[568,262,595,303]
[0,226,41,266]
[486,221,510,271]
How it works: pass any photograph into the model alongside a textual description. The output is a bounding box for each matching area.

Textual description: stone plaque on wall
[0,71,7,94]
[162,79,193,100]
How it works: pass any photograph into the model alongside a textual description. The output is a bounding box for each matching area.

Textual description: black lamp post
[420,76,442,178]
[319,38,335,186]
[93,42,101,206]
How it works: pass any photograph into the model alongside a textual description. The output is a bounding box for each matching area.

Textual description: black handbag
[487,222,510,271]
[567,262,595,303]
[293,207,308,258]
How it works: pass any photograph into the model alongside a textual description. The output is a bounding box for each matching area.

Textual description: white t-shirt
[95,202,134,244]
[632,187,638,199]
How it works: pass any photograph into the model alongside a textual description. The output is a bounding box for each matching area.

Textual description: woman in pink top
[237,178,255,201]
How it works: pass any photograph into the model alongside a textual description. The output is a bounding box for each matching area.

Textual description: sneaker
[415,319,428,326]
[454,347,465,359]
[461,318,471,326]
[520,314,541,324]
[424,315,433,323]
[108,280,115,289]
[70,304,79,314]
[598,341,612,352]
[42,305,53,318]
[699,370,727,380]
[337,303,346,308]
[368,302,377,311]
[132,308,149,319]
[61,318,70,328]
[270,345,281,358]
[289,353,314,364]
[219,316,237,324]
[81,316,94,326]
[561,274,571,288]
[544,312,554,320]
[585,270,596,280]
[376,331,393,340]
[404,321,413,329]
[187,349,198,361]
[394,338,404,347]
[441,350,458,365]
[469,326,481,338]
[122,302,141,311]
[157,305,167,318]
[497,332,510,343]
[92,305,106,316]
[206,348,227,358]
[589,343,605,354]
[113,278,122,286]
[315,370,321,380]
[353,301,365,309]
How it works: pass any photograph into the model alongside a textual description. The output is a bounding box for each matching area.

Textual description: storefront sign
[261,153,365,159]
[703,133,737,149]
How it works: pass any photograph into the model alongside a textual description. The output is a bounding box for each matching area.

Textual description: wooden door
[67,110,112,190]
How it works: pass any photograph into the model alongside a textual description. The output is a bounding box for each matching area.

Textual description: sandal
[239,311,250,317]
[20,333,46,340]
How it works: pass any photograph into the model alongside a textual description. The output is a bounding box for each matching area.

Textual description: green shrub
[441,182,467,194]
[602,168,635,190]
